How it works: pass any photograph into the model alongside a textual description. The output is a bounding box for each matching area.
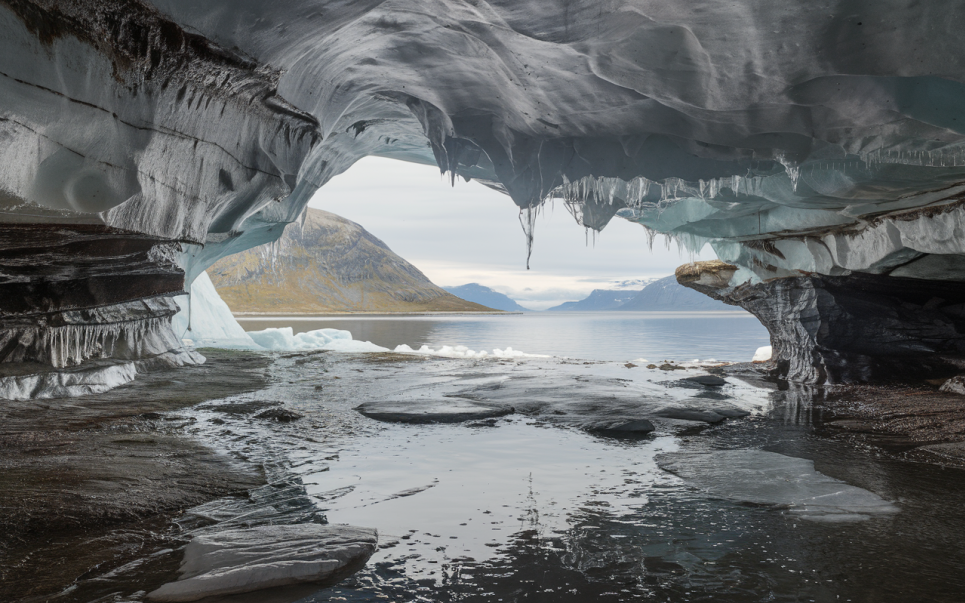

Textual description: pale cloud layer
[309,157,717,310]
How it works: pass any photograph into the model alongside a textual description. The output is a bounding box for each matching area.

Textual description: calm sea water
[236,311,770,363]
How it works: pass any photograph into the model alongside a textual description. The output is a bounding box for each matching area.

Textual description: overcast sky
[308,157,717,310]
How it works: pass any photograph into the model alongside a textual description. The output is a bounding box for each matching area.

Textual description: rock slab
[147,524,378,602]
[582,419,655,435]
[657,449,898,522]
[356,400,514,423]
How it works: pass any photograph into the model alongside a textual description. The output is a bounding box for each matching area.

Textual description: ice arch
[4,0,965,384]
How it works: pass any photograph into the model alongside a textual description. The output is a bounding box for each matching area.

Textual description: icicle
[776,154,801,192]
[519,205,539,269]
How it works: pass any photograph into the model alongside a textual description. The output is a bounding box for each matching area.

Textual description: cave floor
[2,351,965,602]
[0,350,271,603]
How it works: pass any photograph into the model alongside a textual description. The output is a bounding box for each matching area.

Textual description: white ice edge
[175,272,747,364]
[173,272,548,359]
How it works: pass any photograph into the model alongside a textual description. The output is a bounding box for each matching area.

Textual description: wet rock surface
[813,382,965,469]
[4,350,965,602]
[680,374,728,387]
[654,407,748,424]
[0,351,270,602]
[581,418,655,436]
[255,407,304,422]
[356,399,515,424]
[146,524,378,602]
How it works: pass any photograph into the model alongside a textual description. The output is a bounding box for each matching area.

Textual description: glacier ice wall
[5,1,965,383]
[172,272,259,349]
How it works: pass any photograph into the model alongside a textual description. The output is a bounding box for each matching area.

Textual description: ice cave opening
[5,0,965,392]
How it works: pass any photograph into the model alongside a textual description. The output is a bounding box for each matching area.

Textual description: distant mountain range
[605,278,661,290]
[442,284,532,312]
[547,289,639,311]
[207,209,495,313]
[549,275,742,312]
[618,275,741,311]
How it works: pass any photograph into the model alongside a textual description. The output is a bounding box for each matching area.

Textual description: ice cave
[8,2,965,602]
[4,1,965,387]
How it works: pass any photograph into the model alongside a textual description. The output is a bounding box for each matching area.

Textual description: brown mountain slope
[208,209,495,313]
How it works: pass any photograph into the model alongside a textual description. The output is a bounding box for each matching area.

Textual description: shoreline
[232,310,754,318]
[233,311,521,317]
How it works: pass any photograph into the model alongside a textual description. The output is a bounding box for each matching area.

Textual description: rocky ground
[718,361,965,469]
[814,383,965,469]
[0,351,270,603]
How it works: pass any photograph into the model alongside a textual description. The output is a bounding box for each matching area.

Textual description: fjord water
[236,311,770,362]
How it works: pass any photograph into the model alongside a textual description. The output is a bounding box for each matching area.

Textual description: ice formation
[752,346,773,363]
[248,327,388,354]
[172,272,260,349]
[5,1,965,385]
[657,449,899,523]
[392,344,547,359]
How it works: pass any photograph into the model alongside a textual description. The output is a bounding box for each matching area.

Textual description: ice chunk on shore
[393,344,548,359]
[753,346,773,362]
[146,524,378,602]
[172,273,384,353]
[172,272,259,349]
[657,449,899,522]
[248,327,387,353]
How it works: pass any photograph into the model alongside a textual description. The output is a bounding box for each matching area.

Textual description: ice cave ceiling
[5,0,965,381]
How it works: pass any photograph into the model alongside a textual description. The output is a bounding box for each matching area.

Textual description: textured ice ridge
[4,2,965,282]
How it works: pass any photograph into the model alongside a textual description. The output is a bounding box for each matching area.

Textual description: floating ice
[657,449,899,522]
[392,344,549,359]
[248,327,387,353]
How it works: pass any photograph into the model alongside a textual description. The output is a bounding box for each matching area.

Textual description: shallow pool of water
[163,351,965,603]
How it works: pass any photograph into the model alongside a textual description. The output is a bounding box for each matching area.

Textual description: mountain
[207,209,495,313]
[546,289,640,311]
[442,284,532,312]
[617,275,742,311]
[606,278,662,290]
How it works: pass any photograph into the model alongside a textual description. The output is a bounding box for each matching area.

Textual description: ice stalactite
[776,155,801,192]
[519,205,539,269]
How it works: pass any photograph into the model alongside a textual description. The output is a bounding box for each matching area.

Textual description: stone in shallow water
[656,449,899,522]
[355,400,514,423]
[582,419,655,435]
[255,408,304,422]
[680,374,728,387]
[654,407,749,424]
[146,524,378,602]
